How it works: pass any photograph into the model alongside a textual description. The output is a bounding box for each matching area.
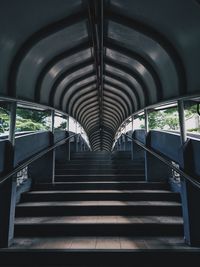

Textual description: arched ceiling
[1,0,200,150]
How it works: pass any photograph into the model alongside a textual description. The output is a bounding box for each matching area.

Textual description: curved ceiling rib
[106,9,187,95]
[2,0,198,150]
[78,102,99,122]
[49,62,94,105]
[104,74,140,109]
[105,60,157,104]
[35,45,91,103]
[105,43,163,100]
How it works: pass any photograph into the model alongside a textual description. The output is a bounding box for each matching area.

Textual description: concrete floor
[11,236,192,250]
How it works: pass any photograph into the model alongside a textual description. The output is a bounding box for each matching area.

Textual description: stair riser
[56,166,144,170]
[1,251,200,266]
[55,170,145,175]
[33,184,166,191]
[22,193,181,202]
[33,183,170,191]
[54,176,145,182]
[55,176,145,183]
[56,162,144,167]
[16,206,182,217]
[14,224,183,237]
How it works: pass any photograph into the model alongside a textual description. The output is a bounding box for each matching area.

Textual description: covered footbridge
[1,0,200,266]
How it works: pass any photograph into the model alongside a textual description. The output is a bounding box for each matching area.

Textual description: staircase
[1,151,199,266]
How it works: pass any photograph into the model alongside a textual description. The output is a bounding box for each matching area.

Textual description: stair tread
[10,236,192,250]
[15,215,183,224]
[39,181,166,184]
[17,200,181,207]
[27,190,174,194]
[55,174,145,177]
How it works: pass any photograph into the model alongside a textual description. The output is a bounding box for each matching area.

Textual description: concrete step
[54,174,145,183]
[56,160,144,166]
[55,169,145,175]
[33,182,170,191]
[15,200,182,217]
[14,215,183,237]
[21,190,181,202]
[56,165,144,170]
[2,239,200,267]
[54,174,145,182]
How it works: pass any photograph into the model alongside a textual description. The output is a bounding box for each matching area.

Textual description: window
[54,113,68,131]
[16,105,51,133]
[148,103,180,132]
[184,101,200,135]
[0,101,10,137]
[134,112,145,130]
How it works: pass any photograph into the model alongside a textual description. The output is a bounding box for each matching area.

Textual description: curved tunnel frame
[0,0,195,150]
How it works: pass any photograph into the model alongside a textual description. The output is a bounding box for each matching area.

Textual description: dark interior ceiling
[1,0,200,150]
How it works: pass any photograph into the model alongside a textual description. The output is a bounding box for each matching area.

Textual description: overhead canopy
[1,0,200,150]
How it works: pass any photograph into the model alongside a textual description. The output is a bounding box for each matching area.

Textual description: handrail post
[68,135,71,160]
[51,110,55,184]
[143,109,171,182]
[0,101,17,248]
[178,100,200,246]
[131,116,134,160]
[29,111,56,185]
[144,108,149,133]
[178,100,187,145]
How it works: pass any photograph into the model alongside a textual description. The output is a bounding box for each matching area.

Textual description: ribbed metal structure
[1,0,200,150]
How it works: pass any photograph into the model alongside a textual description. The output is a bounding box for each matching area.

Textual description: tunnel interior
[1,0,200,150]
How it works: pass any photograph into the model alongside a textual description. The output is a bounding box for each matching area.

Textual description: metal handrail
[122,133,200,189]
[0,133,80,185]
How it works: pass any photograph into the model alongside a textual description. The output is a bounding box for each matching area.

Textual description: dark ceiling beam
[104,83,133,114]
[50,63,94,107]
[78,102,99,122]
[35,43,91,102]
[8,10,88,97]
[105,41,163,101]
[79,106,99,124]
[105,9,187,96]
[68,84,97,115]
[104,72,141,109]
[105,59,152,104]
[72,92,98,118]
[61,73,96,109]
[103,109,121,125]
[87,0,101,148]
[104,90,129,117]
[103,101,124,122]
[82,112,100,127]
[104,78,137,116]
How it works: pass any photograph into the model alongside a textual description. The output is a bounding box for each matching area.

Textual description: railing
[0,133,80,185]
[122,133,200,190]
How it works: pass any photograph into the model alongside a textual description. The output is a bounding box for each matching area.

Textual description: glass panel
[125,117,133,133]
[68,116,90,148]
[134,113,145,130]
[148,105,180,132]
[185,102,200,135]
[69,117,77,133]
[0,101,10,137]
[54,113,68,131]
[16,105,51,133]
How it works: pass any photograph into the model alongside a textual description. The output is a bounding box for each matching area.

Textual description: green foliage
[0,107,9,133]
[187,127,200,133]
[148,108,179,130]
[147,105,200,131]
[15,108,50,132]
[16,109,47,124]
[0,106,50,134]
[56,121,67,130]
[16,118,46,131]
